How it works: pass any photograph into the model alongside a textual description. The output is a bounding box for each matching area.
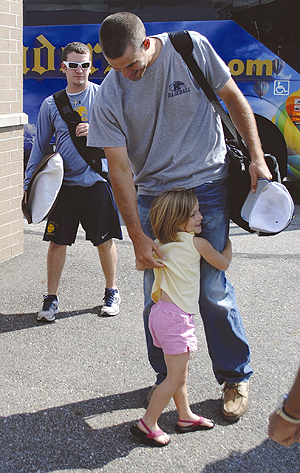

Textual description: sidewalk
[0,209,300,472]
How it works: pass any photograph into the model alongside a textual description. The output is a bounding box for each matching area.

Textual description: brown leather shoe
[222,381,249,422]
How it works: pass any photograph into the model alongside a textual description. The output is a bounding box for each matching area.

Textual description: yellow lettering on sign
[23,46,29,74]
[87,43,102,74]
[245,59,273,76]
[228,59,244,76]
[228,59,273,77]
[32,35,55,74]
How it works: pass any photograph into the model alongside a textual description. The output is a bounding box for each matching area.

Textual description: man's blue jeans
[137,178,253,385]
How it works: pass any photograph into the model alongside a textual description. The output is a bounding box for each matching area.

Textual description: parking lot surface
[1,208,299,472]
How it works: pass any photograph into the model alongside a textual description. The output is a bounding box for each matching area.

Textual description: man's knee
[97,238,114,252]
[48,241,67,252]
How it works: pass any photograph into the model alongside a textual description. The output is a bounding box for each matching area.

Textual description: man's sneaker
[100,288,120,316]
[222,381,249,422]
[37,295,59,323]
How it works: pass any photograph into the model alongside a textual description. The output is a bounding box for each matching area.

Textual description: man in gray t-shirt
[88,12,272,423]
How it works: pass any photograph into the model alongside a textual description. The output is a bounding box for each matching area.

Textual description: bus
[23,0,300,182]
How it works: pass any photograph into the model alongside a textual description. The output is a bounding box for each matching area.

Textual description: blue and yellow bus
[23,0,300,181]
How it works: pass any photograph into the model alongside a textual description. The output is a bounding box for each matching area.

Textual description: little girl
[131,188,232,447]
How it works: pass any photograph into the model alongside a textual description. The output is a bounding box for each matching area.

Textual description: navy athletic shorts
[43,182,122,246]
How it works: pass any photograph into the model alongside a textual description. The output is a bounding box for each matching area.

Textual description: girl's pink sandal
[175,416,215,433]
[130,418,170,447]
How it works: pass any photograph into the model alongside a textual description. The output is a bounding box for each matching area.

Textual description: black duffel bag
[225,113,287,233]
[227,139,281,233]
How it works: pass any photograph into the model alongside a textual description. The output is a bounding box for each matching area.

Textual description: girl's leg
[138,352,190,445]
[171,356,214,429]
[135,351,213,444]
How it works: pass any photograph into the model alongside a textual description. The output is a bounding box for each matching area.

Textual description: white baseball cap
[27,153,64,224]
[241,179,294,234]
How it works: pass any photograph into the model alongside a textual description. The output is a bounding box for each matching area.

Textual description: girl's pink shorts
[148,299,198,355]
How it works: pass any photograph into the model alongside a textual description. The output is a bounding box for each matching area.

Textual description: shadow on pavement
[201,438,299,473]
[0,307,103,334]
[0,390,216,472]
[0,390,298,473]
[0,387,148,472]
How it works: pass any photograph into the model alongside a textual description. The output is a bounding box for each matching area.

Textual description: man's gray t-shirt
[88,31,231,195]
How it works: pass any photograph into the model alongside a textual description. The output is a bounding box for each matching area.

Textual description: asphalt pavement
[1,205,300,473]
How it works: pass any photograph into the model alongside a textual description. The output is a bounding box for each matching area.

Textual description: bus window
[232,0,300,74]
[23,0,233,25]
[23,0,109,25]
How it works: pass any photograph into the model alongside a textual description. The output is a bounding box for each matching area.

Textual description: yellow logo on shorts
[47,223,55,233]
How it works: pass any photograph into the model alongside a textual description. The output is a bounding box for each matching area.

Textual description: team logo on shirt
[74,105,88,121]
[168,81,191,98]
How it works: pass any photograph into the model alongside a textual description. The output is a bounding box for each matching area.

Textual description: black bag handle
[53,89,108,180]
[168,31,248,154]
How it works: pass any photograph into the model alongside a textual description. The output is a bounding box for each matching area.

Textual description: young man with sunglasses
[88,13,273,423]
[24,42,122,322]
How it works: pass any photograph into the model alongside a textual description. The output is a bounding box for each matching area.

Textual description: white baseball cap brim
[241,179,294,234]
[28,153,64,224]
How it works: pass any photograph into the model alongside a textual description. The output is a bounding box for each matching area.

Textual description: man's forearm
[104,146,144,242]
[110,172,142,240]
[219,78,265,164]
[227,92,264,164]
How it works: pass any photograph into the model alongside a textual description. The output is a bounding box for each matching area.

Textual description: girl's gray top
[88,31,231,195]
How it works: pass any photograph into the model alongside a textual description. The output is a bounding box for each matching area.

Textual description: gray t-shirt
[88,31,231,195]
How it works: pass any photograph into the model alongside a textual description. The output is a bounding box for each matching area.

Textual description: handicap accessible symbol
[274,80,289,95]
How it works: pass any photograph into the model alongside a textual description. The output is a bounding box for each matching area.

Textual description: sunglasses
[63,61,91,70]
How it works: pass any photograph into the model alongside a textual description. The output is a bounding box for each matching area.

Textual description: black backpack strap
[53,89,108,180]
[53,89,79,124]
[168,30,246,151]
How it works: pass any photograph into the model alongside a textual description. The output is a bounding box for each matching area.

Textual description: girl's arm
[193,237,232,271]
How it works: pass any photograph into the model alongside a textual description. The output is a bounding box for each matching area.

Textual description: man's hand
[249,157,272,193]
[268,411,300,447]
[133,233,165,270]
[75,123,89,137]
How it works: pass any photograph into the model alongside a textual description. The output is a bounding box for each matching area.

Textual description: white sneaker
[100,288,120,316]
[37,295,59,322]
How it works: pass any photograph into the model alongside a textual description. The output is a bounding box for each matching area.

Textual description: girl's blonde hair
[150,188,198,244]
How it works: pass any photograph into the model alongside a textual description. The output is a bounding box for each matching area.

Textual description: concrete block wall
[0,0,28,263]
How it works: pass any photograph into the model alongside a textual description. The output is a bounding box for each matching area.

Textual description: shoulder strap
[168,30,245,150]
[53,89,80,125]
[53,89,108,180]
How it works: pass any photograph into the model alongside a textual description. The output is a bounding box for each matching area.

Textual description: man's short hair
[62,42,90,61]
[99,12,146,59]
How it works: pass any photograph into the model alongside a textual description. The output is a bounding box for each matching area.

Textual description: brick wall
[0,0,27,262]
